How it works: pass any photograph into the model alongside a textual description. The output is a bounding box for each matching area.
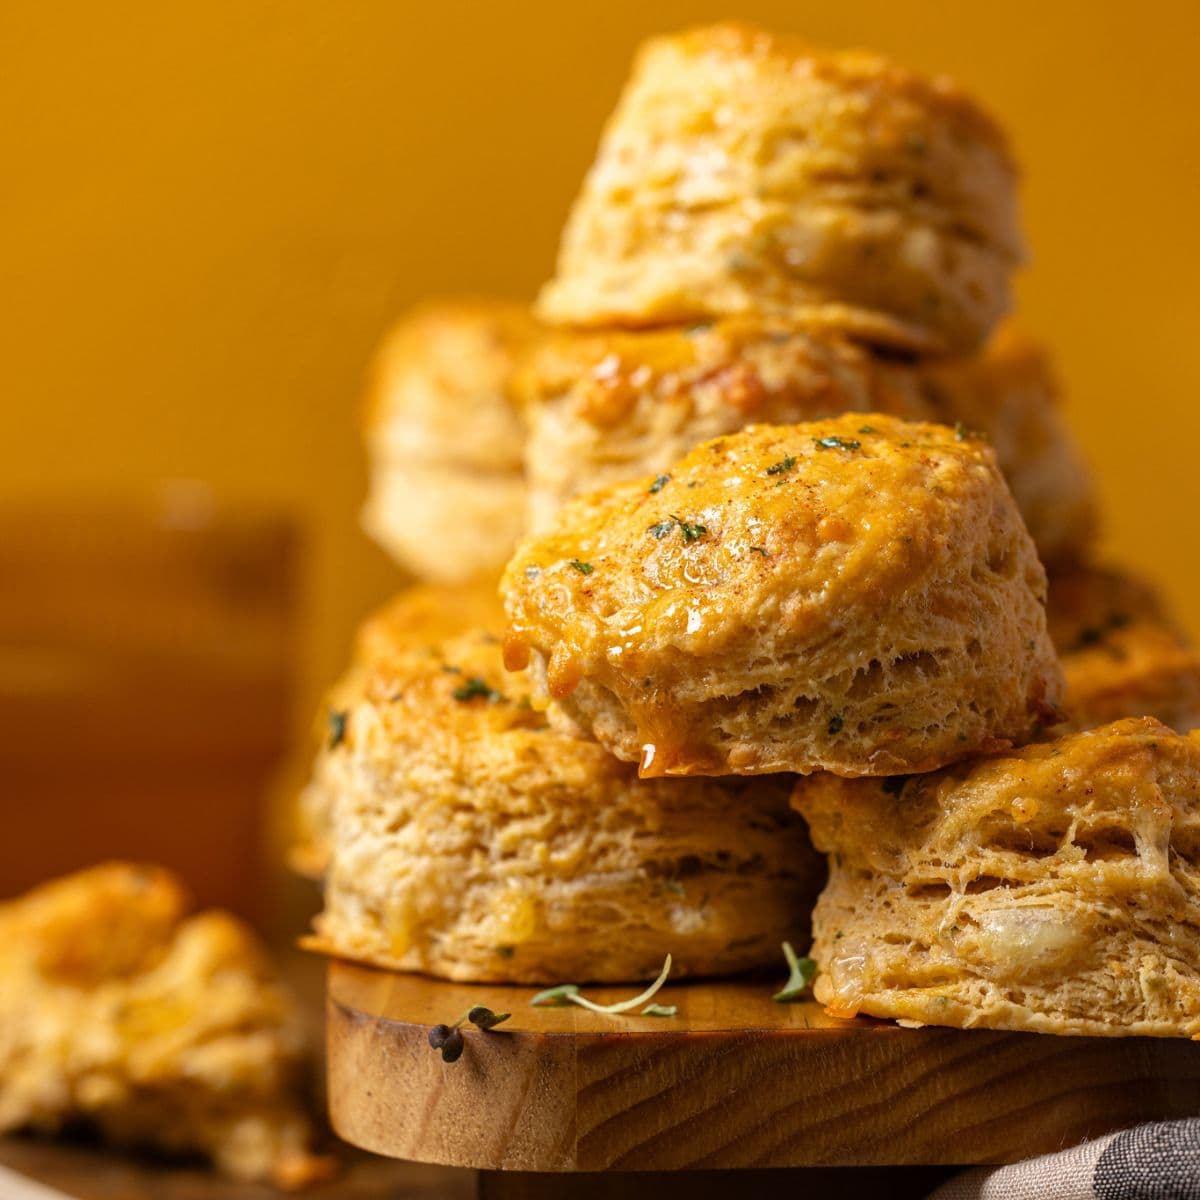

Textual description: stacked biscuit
[306,23,1200,1035]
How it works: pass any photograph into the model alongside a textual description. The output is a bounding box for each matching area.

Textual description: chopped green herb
[858,425,876,434]
[766,454,797,476]
[835,931,845,940]
[649,474,671,494]
[328,710,347,750]
[814,436,861,451]
[453,676,502,703]
[827,714,844,735]
[494,945,515,959]
[569,559,594,575]
[524,565,541,579]
[441,664,462,675]
[531,955,673,1015]
[750,545,770,558]
[641,1004,678,1017]
[773,942,817,1002]
[648,515,707,544]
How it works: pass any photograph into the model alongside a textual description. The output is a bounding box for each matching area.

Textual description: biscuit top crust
[352,583,505,664]
[659,23,1012,158]
[503,414,1030,693]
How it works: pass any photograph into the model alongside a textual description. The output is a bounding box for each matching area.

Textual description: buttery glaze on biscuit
[361,299,536,582]
[305,629,821,983]
[519,319,1094,563]
[502,413,1062,778]
[538,22,1023,353]
[0,864,327,1188]
[1047,564,1200,735]
[793,719,1200,1038]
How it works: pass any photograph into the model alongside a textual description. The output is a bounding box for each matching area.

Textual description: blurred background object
[3,0,1198,882]
[0,488,296,917]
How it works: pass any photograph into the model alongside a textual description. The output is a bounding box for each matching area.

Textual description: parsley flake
[453,677,502,703]
[649,474,671,494]
[814,436,861,451]
[766,454,797,476]
[828,714,844,735]
[327,710,347,750]
[648,515,707,544]
[569,559,594,575]
[750,545,770,558]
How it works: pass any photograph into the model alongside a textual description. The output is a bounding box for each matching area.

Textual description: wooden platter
[328,959,1200,1173]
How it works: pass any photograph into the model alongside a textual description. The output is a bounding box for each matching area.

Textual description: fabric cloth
[929,1120,1200,1199]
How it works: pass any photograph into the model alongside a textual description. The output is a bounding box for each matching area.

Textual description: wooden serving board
[328,960,1200,1173]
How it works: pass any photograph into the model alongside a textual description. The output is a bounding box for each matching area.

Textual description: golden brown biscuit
[518,319,1094,563]
[502,414,1061,778]
[538,23,1023,353]
[291,582,506,878]
[793,718,1200,1038]
[361,299,536,582]
[0,864,329,1187]
[910,325,1096,564]
[1047,564,1200,734]
[305,629,821,983]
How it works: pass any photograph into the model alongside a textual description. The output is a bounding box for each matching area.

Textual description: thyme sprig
[427,1005,512,1062]
[530,954,675,1016]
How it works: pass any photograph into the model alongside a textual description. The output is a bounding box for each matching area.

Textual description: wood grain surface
[328,959,1200,1172]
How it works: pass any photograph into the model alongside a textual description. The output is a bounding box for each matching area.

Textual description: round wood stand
[326,959,1200,1192]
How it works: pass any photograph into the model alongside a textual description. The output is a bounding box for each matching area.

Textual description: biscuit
[361,299,536,582]
[909,325,1096,564]
[537,23,1022,353]
[291,582,506,878]
[502,414,1062,778]
[518,319,1094,562]
[1047,564,1200,734]
[793,718,1200,1038]
[305,629,821,983]
[0,864,328,1187]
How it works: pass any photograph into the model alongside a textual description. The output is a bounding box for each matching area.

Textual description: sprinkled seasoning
[649,474,671,493]
[569,559,594,575]
[327,710,347,749]
[814,436,861,452]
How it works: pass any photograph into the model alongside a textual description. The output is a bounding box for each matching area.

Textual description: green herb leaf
[328,710,347,749]
[813,436,861,452]
[773,942,817,1002]
[649,474,671,493]
[530,984,580,1007]
[467,1006,511,1030]
[766,454,796,476]
[827,714,844,735]
[858,425,875,434]
[641,1004,678,1017]
[524,565,541,579]
[569,559,594,575]
[494,944,515,959]
[750,545,770,558]
[452,676,502,703]
[648,515,706,544]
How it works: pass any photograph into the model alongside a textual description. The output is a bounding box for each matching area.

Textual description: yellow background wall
[5,0,1199,729]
